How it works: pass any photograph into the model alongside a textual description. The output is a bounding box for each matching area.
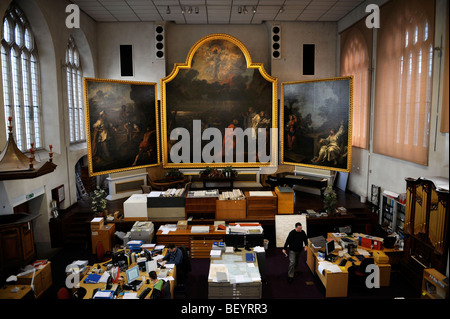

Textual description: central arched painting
[161,34,278,168]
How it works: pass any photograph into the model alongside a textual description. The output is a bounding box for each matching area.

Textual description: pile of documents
[187,189,219,197]
[162,188,185,197]
[219,189,245,200]
[318,261,342,274]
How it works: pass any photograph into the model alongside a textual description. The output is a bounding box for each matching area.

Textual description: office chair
[141,185,152,194]
[177,245,191,286]
[348,257,375,288]
[57,287,71,299]
[162,281,172,299]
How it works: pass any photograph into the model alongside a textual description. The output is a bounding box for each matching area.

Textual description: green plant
[222,165,237,177]
[165,168,183,178]
[199,166,213,177]
[91,186,107,215]
[323,185,337,214]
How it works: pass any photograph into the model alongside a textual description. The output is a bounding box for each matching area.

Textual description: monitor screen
[326,240,335,256]
[126,265,140,283]
[224,234,245,248]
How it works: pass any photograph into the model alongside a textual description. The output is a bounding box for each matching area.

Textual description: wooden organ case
[403,177,449,291]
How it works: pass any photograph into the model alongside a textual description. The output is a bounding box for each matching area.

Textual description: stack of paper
[191,226,210,233]
[318,261,342,273]
[210,250,222,258]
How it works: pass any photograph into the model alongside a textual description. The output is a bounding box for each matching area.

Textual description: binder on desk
[84,273,101,284]
[246,253,255,262]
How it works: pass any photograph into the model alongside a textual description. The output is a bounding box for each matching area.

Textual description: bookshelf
[379,191,406,237]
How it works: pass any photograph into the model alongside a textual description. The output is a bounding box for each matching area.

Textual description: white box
[123,194,148,219]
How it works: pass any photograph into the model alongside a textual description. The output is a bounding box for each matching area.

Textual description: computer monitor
[126,265,140,284]
[224,234,245,248]
[326,240,335,258]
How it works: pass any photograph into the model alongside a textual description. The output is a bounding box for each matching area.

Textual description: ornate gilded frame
[281,76,353,172]
[84,78,160,176]
[161,33,278,168]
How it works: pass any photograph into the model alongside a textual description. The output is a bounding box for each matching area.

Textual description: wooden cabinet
[190,237,223,258]
[275,186,294,214]
[0,220,36,280]
[17,262,52,298]
[185,197,217,219]
[216,199,246,220]
[245,191,277,219]
[421,268,448,299]
[403,177,449,291]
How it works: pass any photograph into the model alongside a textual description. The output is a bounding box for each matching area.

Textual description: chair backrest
[179,245,191,272]
[141,185,152,194]
[359,257,374,273]
[161,281,172,299]
[57,287,71,299]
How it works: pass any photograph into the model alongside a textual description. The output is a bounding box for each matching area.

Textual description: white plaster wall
[0,0,97,253]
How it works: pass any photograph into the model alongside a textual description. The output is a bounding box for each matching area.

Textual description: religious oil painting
[281,77,353,172]
[161,33,278,168]
[84,78,159,176]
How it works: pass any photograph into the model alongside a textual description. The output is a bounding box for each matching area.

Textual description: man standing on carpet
[282,222,308,283]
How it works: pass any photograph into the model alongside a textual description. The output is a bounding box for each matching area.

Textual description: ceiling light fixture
[243,6,248,14]
[166,6,170,14]
[238,6,242,14]
[252,6,257,14]
[195,7,199,14]
[181,6,185,14]
[279,6,285,13]
[188,6,192,14]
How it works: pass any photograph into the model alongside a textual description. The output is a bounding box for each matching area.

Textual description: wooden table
[307,235,393,298]
[208,249,262,299]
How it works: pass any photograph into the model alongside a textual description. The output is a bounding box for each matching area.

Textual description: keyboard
[339,259,347,266]
[138,287,151,299]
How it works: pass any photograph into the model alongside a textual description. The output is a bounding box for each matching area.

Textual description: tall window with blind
[1,3,42,151]
[340,25,371,149]
[65,36,85,143]
[374,0,435,165]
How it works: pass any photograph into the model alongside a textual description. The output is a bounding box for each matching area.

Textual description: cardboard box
[90,217,104,230]
[373,251,389,264]
[177,220,188,230]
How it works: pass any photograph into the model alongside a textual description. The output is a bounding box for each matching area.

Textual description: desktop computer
[124,265,142,291]
[325,240,337,262]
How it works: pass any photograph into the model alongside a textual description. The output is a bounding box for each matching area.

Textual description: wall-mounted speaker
[271,25,281,59]
[155,25,165,59]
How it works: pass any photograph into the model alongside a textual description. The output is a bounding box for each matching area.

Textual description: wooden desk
[208,249,262,299]
[307,235,393,297]
[307,242,348,298]
[0,285,32,299]
[77,249,176,299]
[156,225,225,258]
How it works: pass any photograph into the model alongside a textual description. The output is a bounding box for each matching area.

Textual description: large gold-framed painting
[281,77,353,172]
[84,78,159,176]
[161,34,278,168]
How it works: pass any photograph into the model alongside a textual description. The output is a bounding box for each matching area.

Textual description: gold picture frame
[161,33,278,168]
[281,76,353,172]
[84,78,160,176]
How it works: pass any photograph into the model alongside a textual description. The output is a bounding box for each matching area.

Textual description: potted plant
[323,185,337,215]
[91,186,107,216]
[165,168,183,180]
[222,165,237,178]
[199,166,213,178]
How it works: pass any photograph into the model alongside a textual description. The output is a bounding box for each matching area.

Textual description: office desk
[77,249,176,299]
[0,285,32,299]
[307,237,393,298]
[208,249,262,299]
